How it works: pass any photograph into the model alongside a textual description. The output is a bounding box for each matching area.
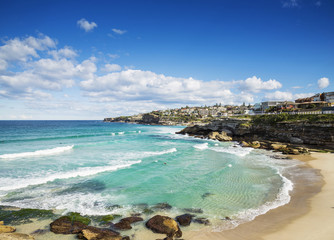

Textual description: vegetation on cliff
[251,113,334,124]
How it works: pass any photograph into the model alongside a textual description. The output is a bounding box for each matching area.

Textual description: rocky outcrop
[113,216,143,230]
[146,215,182,238]
[50,216,87,234]
[77,226,121,240]
[176,214,193,226]
[177,118,334,153]
[0,221,16,233]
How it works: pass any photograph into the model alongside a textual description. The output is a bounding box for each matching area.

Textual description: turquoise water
[0,121,295,229]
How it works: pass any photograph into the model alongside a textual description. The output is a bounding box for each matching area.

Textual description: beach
[5,152,332,240]
[182,152,333,240]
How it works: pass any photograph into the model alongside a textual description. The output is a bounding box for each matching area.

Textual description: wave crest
[0,160,141,191]
[0,145,74,159]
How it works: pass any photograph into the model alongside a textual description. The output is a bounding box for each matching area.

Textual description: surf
[0,145,74,159]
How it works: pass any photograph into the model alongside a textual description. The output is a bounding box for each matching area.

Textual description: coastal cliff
[176,115,334,154]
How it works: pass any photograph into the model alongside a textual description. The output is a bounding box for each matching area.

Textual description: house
[324,92,334,105]
[295,97,314,103]
[261,101,284,111]
[276,101,296,111]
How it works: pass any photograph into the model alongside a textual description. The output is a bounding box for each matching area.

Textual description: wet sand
[9,152,333,240]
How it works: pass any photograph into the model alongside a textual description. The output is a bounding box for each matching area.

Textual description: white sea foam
[0,160,141,191]
[142,148,177,156]
[226,170,293,230]
[0,145,74,159]
[193,143,209,150]
[210,145,253,157]
[118,132,124,135]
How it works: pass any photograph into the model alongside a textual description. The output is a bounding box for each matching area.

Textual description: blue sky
[0,0,333,120]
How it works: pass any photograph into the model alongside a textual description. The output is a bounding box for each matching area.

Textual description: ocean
[0,120,301,230]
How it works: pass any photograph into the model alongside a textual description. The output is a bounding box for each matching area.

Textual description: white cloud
[108,54,120,60]
[80,69,259,107]
[237,76,282,93]
[102,64,122,72]
[49,46,77,60]
[264,91,293,101]
[282,0,299,8]
[317,77,329,89]
[264,91,315,101]
[77,18,97,32]
[0,35,98,100]
[112,28,127,35]
[0,35,56,68]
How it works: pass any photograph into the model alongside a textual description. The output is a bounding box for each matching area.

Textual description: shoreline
[183,152,333,240]
[2,152,332,239]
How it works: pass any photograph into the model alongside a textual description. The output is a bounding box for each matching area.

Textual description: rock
[271,143,287,150]
[153,203,172,210]
[250,141,261,148]
[146,215,182,238]
[296,147,309,154]
[183,208,203,214]
[201,192,214,199]
[193,218,210,225]
[114,217,143,230]
[30,229,48,235]
[50,216,87,234]
[208,131,232,141]
[290,137,303,144]
[0,222,16,233]
[77,226,121,240]
[176,214,193,226]
[240,141,250,147]
[122,236,130,240]
[0,233,34,240]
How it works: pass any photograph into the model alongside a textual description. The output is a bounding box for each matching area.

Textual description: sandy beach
[7,152,334,240]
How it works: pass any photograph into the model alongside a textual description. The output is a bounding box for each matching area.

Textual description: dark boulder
[153,203,172,210]
[114,217,143,230]
[50,216,87,234]
[146,215,182,238]
[193,218,210,225]
[176,214,193,226]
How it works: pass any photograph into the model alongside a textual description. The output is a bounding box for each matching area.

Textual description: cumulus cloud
[0,35,98,100]
[237,76,282,93]
[48,46,77,60]
[0,35,56,67]
[264,91,315,101]
[317,77,329,89]
[102,64,122,72]
[112,28,127,35]
[80,69,263,107]
[77,18,97,32]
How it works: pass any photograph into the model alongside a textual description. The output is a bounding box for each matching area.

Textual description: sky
[0,0,333,120]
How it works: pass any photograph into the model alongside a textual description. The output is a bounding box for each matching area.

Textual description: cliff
[177,116,334,154]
